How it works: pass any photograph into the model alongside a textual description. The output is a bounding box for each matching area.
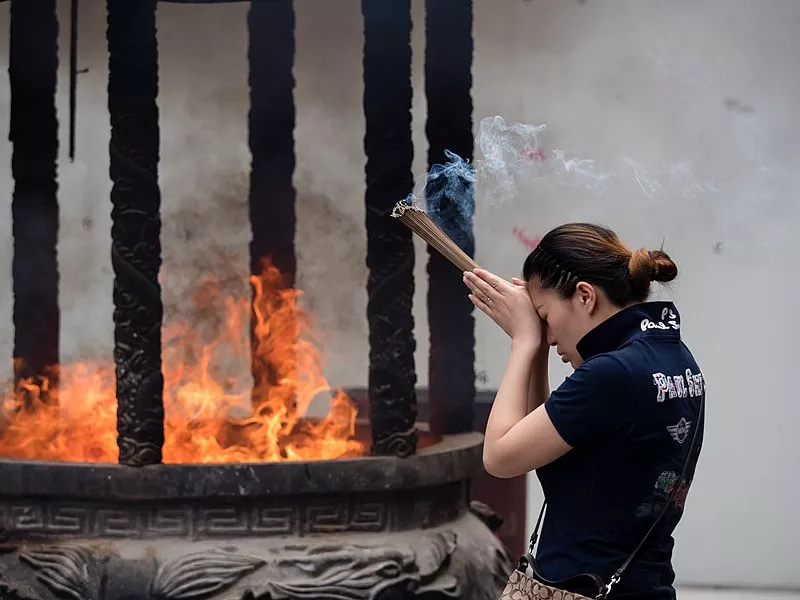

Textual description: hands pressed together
[462,268,545,350]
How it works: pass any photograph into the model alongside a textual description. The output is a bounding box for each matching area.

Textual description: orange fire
[0,262,366,463]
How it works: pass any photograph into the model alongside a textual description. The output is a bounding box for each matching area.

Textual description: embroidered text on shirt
[640,306,680,332]
[652,368,705,403]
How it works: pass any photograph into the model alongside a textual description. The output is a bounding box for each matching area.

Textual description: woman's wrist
[533,344,549,368]
[510,335,541,355]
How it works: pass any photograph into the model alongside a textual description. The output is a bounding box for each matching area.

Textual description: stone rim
[0,431,484,500]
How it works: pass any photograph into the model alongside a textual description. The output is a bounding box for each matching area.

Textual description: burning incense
[391,202,480,272]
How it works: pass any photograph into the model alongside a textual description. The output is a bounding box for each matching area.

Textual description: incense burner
[0,430,511,600]
[0,0,502,597]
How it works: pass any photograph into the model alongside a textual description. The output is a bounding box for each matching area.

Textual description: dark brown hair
[522,222,678,307]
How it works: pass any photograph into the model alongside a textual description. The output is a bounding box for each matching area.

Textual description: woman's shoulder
[547,354,638,448]
[578,352,633,384]
[610,331,702,377]
[554,354,634,408]
[589,337,705,409]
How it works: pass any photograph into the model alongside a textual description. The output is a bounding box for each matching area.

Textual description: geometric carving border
[0,480,468,540]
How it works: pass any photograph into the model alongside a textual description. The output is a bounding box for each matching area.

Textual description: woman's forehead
[527,279,555,304]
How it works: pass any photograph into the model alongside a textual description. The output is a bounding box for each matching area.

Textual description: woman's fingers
[472,268,507,292]
[468,269,517,299]
[468,293,493,316]
[463,271,495,302]
[511,277,525,287]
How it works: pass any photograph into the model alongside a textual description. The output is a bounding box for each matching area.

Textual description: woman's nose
[547,331,557,347]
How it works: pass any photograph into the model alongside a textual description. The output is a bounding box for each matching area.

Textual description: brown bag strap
[527,393,704,598]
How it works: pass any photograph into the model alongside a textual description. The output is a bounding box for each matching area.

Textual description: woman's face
[527,279,597,369]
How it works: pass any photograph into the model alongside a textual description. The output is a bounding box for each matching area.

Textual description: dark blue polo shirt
[535,301,705,599]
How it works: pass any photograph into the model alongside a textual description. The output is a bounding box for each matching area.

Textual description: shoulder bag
[498,394,704,600]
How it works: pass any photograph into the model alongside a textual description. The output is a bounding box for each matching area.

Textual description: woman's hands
[463,268,544,349]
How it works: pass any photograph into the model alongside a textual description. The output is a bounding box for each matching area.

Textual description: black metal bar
[158,0,275,3]
[107,0,165,466]
[9,0,61,402]
[424,0,476,436]
[362,0,418,457]
[69,0,79,162]
[158,0,250,3]
[246,0,297,400]
[247,0,296,285]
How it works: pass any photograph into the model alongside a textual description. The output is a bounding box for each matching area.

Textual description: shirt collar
[576,301,682,361]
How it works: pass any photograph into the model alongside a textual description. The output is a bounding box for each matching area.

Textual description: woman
[463,222,704,599]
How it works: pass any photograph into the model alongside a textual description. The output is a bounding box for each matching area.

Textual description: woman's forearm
[528,349,550,413]
[484,338,540,447]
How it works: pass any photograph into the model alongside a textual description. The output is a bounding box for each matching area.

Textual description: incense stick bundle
[391,202,480,272]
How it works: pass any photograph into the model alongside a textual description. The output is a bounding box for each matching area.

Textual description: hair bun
[628,248,678,283]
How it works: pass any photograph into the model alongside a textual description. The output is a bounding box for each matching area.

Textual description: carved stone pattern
[469,500,505,534]
[151,549,265,599]
[0,483,466,540]
[107,0,165,466]
[9,0,61,390]
[0,579,40,600]
[18,544,95,600]
[0,523,511,600]
[362,0,418,458]
[303,501,386,534]
[424,0,477,438]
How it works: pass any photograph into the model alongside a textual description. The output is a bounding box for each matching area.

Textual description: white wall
[0,0,796,589]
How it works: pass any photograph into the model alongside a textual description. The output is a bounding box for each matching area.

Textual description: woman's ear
[574,281,597,314]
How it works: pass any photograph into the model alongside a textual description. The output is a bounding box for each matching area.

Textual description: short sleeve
[544,354,632,448]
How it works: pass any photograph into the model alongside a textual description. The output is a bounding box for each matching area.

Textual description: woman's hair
[522,222,678,307]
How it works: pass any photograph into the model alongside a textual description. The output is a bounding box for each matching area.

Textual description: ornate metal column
[9,0,60,401]
[362,0,418,457]
[107,0,165,466]
[425,0,476,435]
[247,0,298,399]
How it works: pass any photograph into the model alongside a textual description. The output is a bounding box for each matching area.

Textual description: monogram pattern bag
[499,394,704,600]
[499,569,595,600]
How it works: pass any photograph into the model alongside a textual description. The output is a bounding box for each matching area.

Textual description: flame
[0,262,366,463]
